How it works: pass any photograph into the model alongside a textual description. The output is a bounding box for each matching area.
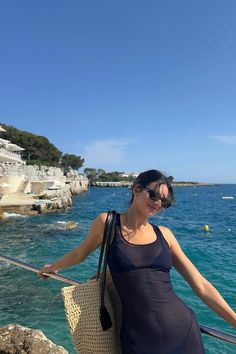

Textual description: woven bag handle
[97,210,116,331]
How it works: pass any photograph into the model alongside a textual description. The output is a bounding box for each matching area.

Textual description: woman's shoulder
[90,212,108,230]
[88,213,110,245]
[156,225,175,248]
[97,212,108,222]
[96,211,117,224]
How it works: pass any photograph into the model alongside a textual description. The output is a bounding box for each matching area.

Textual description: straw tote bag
[61,211,122,354]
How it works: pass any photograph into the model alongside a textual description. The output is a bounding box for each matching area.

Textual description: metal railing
[0,254,236,345]
[0,254,79,285]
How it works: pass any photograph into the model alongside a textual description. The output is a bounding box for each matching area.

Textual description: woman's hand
[38,264,58,279]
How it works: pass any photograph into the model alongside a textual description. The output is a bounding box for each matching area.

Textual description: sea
[0,185,236,354]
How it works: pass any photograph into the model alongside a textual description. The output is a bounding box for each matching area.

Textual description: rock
[0,208,6,219]
[67,172,89,195]
[51,196,72,210]
[69,180,83,194]
[65,221,77,230]
[0,324,68,354]
[32,193,73,213]
[0,163,88,216]
[24,165,39,176]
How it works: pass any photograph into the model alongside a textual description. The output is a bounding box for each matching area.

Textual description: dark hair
[129,169,175,207]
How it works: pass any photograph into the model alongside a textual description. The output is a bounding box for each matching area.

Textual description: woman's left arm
[160,226,236,328]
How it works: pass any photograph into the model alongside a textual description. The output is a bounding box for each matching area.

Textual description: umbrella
[0,126,7,132]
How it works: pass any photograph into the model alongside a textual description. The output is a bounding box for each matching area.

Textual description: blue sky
[0,1,236,183]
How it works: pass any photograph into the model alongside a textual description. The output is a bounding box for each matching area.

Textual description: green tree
[1,124,62,165]
[84,168,97,182]
[83,168,135,183]
[61,154,84,170]
[0,123,85,168]
[167,176,174,183]
[98,171,132,182]
[97,168,106,176]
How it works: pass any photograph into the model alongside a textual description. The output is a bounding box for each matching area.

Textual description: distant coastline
[91,181,216,188]
[172,182,216,187]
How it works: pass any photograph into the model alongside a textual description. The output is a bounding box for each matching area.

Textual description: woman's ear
[132,185,141,197]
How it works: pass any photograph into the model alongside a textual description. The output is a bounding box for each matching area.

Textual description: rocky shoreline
[0,191,73,216]
[172,182,215,187]
[0,165,89,217]
[0,324,68,354]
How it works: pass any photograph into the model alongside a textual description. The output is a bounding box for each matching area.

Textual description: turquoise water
[0,185,236,354]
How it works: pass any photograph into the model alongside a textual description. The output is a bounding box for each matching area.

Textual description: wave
[3,212,28,218]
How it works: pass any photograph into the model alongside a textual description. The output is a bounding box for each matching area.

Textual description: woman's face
[133,182,169,217]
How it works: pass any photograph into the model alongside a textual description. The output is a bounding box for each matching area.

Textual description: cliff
[0,164,88,216]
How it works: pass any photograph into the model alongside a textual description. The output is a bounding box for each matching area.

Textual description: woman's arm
[38,213,107,277]
[160,226,236,328]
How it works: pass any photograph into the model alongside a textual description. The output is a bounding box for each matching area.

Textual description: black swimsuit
[108,214,205,354]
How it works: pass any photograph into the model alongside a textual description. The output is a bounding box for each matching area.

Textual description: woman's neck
[122,206,148,231]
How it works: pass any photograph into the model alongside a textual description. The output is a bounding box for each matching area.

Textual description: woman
[39,169,236,354]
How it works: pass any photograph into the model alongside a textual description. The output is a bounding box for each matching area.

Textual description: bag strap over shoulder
[96,211,113,280]
[97,210,116,331]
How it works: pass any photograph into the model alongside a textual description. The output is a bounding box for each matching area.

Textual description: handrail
[0,254,236,345]
[0,254,80,285]
[200,325,236,344]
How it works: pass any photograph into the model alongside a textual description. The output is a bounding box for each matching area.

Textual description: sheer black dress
[108,214,205,354]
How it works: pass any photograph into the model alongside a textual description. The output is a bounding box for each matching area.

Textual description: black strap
[97,210,116,331]
[96,211,113,280]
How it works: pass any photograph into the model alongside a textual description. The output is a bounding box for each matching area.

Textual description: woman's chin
[146,205,158,215]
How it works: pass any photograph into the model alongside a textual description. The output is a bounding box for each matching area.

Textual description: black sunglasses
[142,187,172,208]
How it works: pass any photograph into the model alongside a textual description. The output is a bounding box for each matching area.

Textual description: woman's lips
[147,203,159,212]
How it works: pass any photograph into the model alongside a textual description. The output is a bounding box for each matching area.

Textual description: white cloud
[209,135,236,145]
[82,138,133,169]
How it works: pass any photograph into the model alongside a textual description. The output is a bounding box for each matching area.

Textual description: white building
[0,126,25,164]
[120,172,139,178]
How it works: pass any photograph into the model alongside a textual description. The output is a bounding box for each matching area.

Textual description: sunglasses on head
[142,187,172,208]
